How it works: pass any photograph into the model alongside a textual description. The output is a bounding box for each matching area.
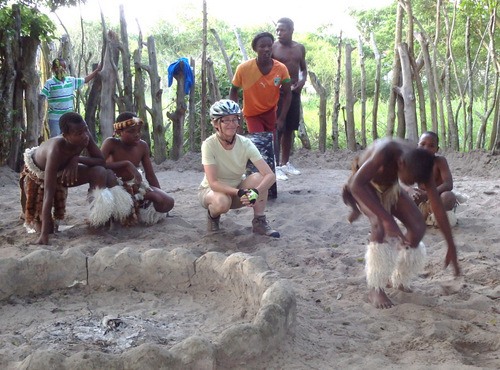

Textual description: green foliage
[0,4,56,42]
[19,0,499,153]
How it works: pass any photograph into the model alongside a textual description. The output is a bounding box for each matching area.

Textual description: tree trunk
[386,1,404,137]
[443,1,461,150]
[465,17,474,151]
[370,32,381,142]
[233,27,248,61]
[85,63,102,141]
[477,12,498,149]
[395,42,418,142]
[331,32,343,150]
[99,30,119,140]
[210,28,233,81]
[358,36,367,148]
[416,32,437,133]
[188,58,197,152]
[345,43,357,151]
[433,0,447,146]
[396,85,405,139]
[200,0,208,142]
[308,71,327,152]
[39,42,53,141]
[207,57,221,106]
[0,33,16,166]
[119,4,134,112]
[489,93,500,152]
[7,4,23,171]
[133,25,151,151]
[297,104,311,149]
[147,36,167,164]
[21,36,41,149]
[167,61,187,161]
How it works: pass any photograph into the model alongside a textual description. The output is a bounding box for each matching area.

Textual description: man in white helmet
[198,99,280,237]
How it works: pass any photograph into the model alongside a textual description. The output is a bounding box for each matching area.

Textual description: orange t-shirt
[232,59,290,117]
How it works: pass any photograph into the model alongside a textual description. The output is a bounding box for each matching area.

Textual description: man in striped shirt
[41,58,101,137]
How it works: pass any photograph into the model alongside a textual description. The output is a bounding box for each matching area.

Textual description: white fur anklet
[365,242,397,291]
[88,188,115,227]
[110,185,134,222]
[391,242,427,290]
[139,202,165,225]
[428,210,457,227]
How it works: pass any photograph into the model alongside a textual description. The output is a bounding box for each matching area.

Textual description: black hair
[421,131,439,145]
[51,58,66,70]
[116,112,137,122]
[402,148,435,183]
[59,112,85,134]
[251,32,274,51]
[277,17,294,31]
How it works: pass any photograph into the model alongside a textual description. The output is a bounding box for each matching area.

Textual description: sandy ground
[0,147,499,369]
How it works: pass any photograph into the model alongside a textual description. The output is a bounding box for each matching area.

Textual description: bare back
[354,138,407,189]
[33,137,89,172]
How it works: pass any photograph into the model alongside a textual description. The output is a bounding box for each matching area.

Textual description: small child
[405,131,464,227]
[101,112,174,225]
[342,138,459,309]
[20,112,133,245]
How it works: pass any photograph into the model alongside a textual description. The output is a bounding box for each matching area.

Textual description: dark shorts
[277,91,301,131]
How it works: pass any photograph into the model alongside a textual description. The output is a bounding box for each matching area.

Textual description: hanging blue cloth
[167,57,194,95]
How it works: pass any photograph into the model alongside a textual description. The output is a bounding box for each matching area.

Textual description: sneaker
[282,162,301,175]
[276,167,288,181]
[207,210,220,232]
[252,215,280,238]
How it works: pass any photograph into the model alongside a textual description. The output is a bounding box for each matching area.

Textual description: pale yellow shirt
[199,134,262,189]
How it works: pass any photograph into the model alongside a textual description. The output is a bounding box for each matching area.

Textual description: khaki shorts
[198,184,243,209]
[198,187,211,208]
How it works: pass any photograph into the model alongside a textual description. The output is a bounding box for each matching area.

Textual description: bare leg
[281,130,294,165]
[365,241,397,309]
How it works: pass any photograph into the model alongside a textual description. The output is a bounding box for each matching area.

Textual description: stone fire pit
[0,247,295,369]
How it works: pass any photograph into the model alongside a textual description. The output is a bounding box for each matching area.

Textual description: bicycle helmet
[210,99,241,120]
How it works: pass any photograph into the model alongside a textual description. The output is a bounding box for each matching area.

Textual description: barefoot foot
[368,288,394,309]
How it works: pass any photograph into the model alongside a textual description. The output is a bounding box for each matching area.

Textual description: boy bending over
[101,112,174,225]
[342,138,459,309]
[20,112,133,245]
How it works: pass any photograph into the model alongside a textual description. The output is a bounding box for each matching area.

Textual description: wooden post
[308,71,327,153]
[147,35,167,163]
[167,60,187,161]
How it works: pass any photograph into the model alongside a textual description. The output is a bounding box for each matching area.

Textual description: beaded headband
[113,117,144,136]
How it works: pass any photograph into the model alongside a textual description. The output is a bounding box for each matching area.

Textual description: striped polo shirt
[41,76,85,121]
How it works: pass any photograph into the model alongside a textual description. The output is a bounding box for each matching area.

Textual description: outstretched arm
[37,148,62,244]
[425,178,460,276]
[84,63,102,83]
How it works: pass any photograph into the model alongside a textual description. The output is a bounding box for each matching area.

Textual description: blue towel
[167,57,194,94]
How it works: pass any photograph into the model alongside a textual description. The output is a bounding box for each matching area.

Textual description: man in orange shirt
[229,32,291,156]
